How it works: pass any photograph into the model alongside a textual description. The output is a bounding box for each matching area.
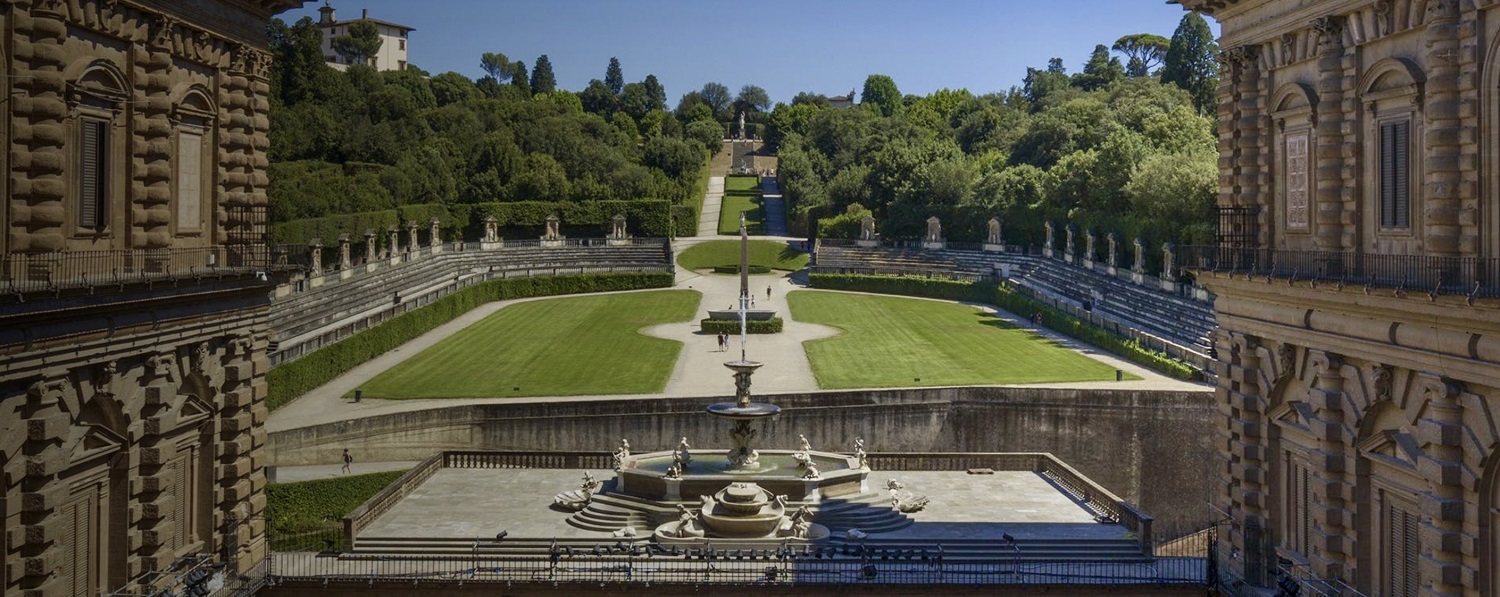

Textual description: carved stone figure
[338,234,351,269]
[388,226,401,255]
[308,239,323,275]
[364,229,378,262]
[553,471,601,511]
[407,222,419,252]
[1107,233,1118,268]
[1161,242,1175,277]
[798,434,812,452]
[925,217,942,243]
[793,451,813,468]
[1132,238,1145,274]
[1373,365,1393,401]
[666,457,683,479]
[612,438,631,472]
[429,219,441,248]
[1044,221,1055,250]
[674,504,700,538]
[860,215,876,241]
[611,214,628,239]
[1084,231,1096,262]
[802,464,822,480]
[1064,225,1076,257]
[483,216,499,243]
[788,505,813,539]
[1277,343,1296,379]
[987,217,1002,245]
[674,436,691,464]
[544,214,561,241]
[728,422,760,468]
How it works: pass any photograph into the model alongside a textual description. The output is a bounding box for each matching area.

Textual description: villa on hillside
[829,89,856,108]
[317,2,413,71]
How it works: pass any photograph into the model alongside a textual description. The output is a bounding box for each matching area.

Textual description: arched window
[1271,83,1318,247]
[1358,58,1425,251]
[172,87,216,238]
[66,62,128,238]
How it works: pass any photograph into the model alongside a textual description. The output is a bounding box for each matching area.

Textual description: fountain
[578,214,872,545]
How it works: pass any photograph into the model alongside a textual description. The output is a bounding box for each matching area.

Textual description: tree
[605,57,624,95]
[620,82,651,121]
[331,20,382,67]
[530,54,556,95]
[642,75,667,111]
[1073,44,1125,91]
[510,61,530,96]
[429,71,479,106]
[480,52,512,82]
[792,92,830,108]
[860,74,901,117]
[734,85,771,114]
[1113,33,1170,77]
[1022,60,1071,106]
[580,79,619,114]
[1160,13,1219,114]
[699,82,732,118]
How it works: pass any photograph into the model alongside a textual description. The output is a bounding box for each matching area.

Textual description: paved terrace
[267,237,1208,433]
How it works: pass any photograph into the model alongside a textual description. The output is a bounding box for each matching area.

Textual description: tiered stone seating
[269,241,672,364]
[813,243,1216,357]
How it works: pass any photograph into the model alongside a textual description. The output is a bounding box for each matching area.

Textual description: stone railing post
[388,226,401,264]
[406,222,420,254]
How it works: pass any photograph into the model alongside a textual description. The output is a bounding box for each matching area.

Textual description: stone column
[1312,16,1348,252]
[1305,351,1353,581]
[308,239,323,276]
[406,222,419,254]
[429,218,442,254]
[1423,2,1463,256]
[364,229,377,264]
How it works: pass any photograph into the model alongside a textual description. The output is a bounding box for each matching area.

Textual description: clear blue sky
[282,1,1213,104]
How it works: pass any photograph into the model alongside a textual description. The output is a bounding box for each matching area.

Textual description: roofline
[319,17,415,32]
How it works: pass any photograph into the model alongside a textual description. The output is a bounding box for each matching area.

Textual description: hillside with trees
[774,13,1221,257]
[265,17,725,241]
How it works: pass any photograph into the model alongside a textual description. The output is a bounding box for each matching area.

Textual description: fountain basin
[619,450,865,501]
[704,401,780,419]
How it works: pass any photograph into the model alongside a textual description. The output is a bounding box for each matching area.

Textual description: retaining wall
[268,386,1215,529]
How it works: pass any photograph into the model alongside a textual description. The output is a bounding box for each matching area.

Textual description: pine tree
[1160,13,1219,114]
[605,57,624,96]
[530,54,556,95]
[642,74,666,111]
[1074,44,1125,91]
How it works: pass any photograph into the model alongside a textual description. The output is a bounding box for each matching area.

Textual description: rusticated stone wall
[265,387,1217,531]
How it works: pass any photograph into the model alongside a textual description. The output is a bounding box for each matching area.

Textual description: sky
[282,1,1215,105]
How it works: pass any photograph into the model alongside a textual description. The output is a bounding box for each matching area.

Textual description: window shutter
[1299,466,1310,556]
[80,120,104,228]
[1380,123,1395,228]
[1394,121,1410,228]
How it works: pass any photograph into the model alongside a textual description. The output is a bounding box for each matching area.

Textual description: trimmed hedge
[712,265,772,274]
[266,469,408,552]
[701,318,784,334]
[272,200,675,246]
[806,273,1197,380]
[671,204,697,237]
[271,209,400,245]
[267,271,674,410]
[807,273,996,303]
[470,200,672,237]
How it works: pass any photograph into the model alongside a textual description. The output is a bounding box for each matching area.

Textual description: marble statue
[802,464,822,480]
[987,217,1002,245]
[674,436,691,464]
[544,214,561,241]
[611,438,631,472]
[798,434,812,452]
[860,215,876,241]
[925,216,942,243]
[483,216,498,243]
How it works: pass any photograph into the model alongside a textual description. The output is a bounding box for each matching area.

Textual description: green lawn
[787,290,1134,389]
[357,290,700,399]
[267,470,407,551]
[677,239,809,272]
[719,175,764,235]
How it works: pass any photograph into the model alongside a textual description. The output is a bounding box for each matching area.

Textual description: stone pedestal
[663,477,683,501]
[1107,266,1117,276]
[1160,280,1178,293]
[982,243,1004,252]
[1083,257,1093,269]
[607,237,631,246]
[922,241,946,250]
[855,239,878,248]
[541,238,565,248]
[1132,272,1145,285]
[481,240,504,250]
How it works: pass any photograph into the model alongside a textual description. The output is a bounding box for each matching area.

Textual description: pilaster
[1313,15,1347,252]
[1422,1,1463,257]
[8,4,70,252]
[1307,351,1353,580]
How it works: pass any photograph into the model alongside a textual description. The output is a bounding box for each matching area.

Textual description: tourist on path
[342,449,353,474]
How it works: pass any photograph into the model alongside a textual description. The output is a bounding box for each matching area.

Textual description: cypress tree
[1160,13,1219,114]
[530,55,557,95]
[605,57,624,96]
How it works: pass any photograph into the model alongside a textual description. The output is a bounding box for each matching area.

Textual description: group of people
[715,332,732,352]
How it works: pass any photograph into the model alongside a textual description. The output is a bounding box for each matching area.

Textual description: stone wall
[266,387,1216,530]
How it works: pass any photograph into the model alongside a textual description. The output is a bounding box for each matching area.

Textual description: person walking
[766,285,772,300]
[341,449,353,475]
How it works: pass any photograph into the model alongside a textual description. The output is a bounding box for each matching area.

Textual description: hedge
[671,204,697,237]
[807,273,996,303]
[266,469,408,552]
[701,318,784,334]
[267,271,674,410]
[271,209,400,245]
[470,199,673,238]
[272,200,676,246]
[712,265,772,274]
[806,273,1197,380]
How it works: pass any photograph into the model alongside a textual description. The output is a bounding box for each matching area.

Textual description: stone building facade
[0,1,299,596]
[1180,0,1500,595]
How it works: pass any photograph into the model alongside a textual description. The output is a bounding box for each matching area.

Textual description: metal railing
[1177,245,1500,299]
[1,245,286,296]
[268,549,1208,587]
